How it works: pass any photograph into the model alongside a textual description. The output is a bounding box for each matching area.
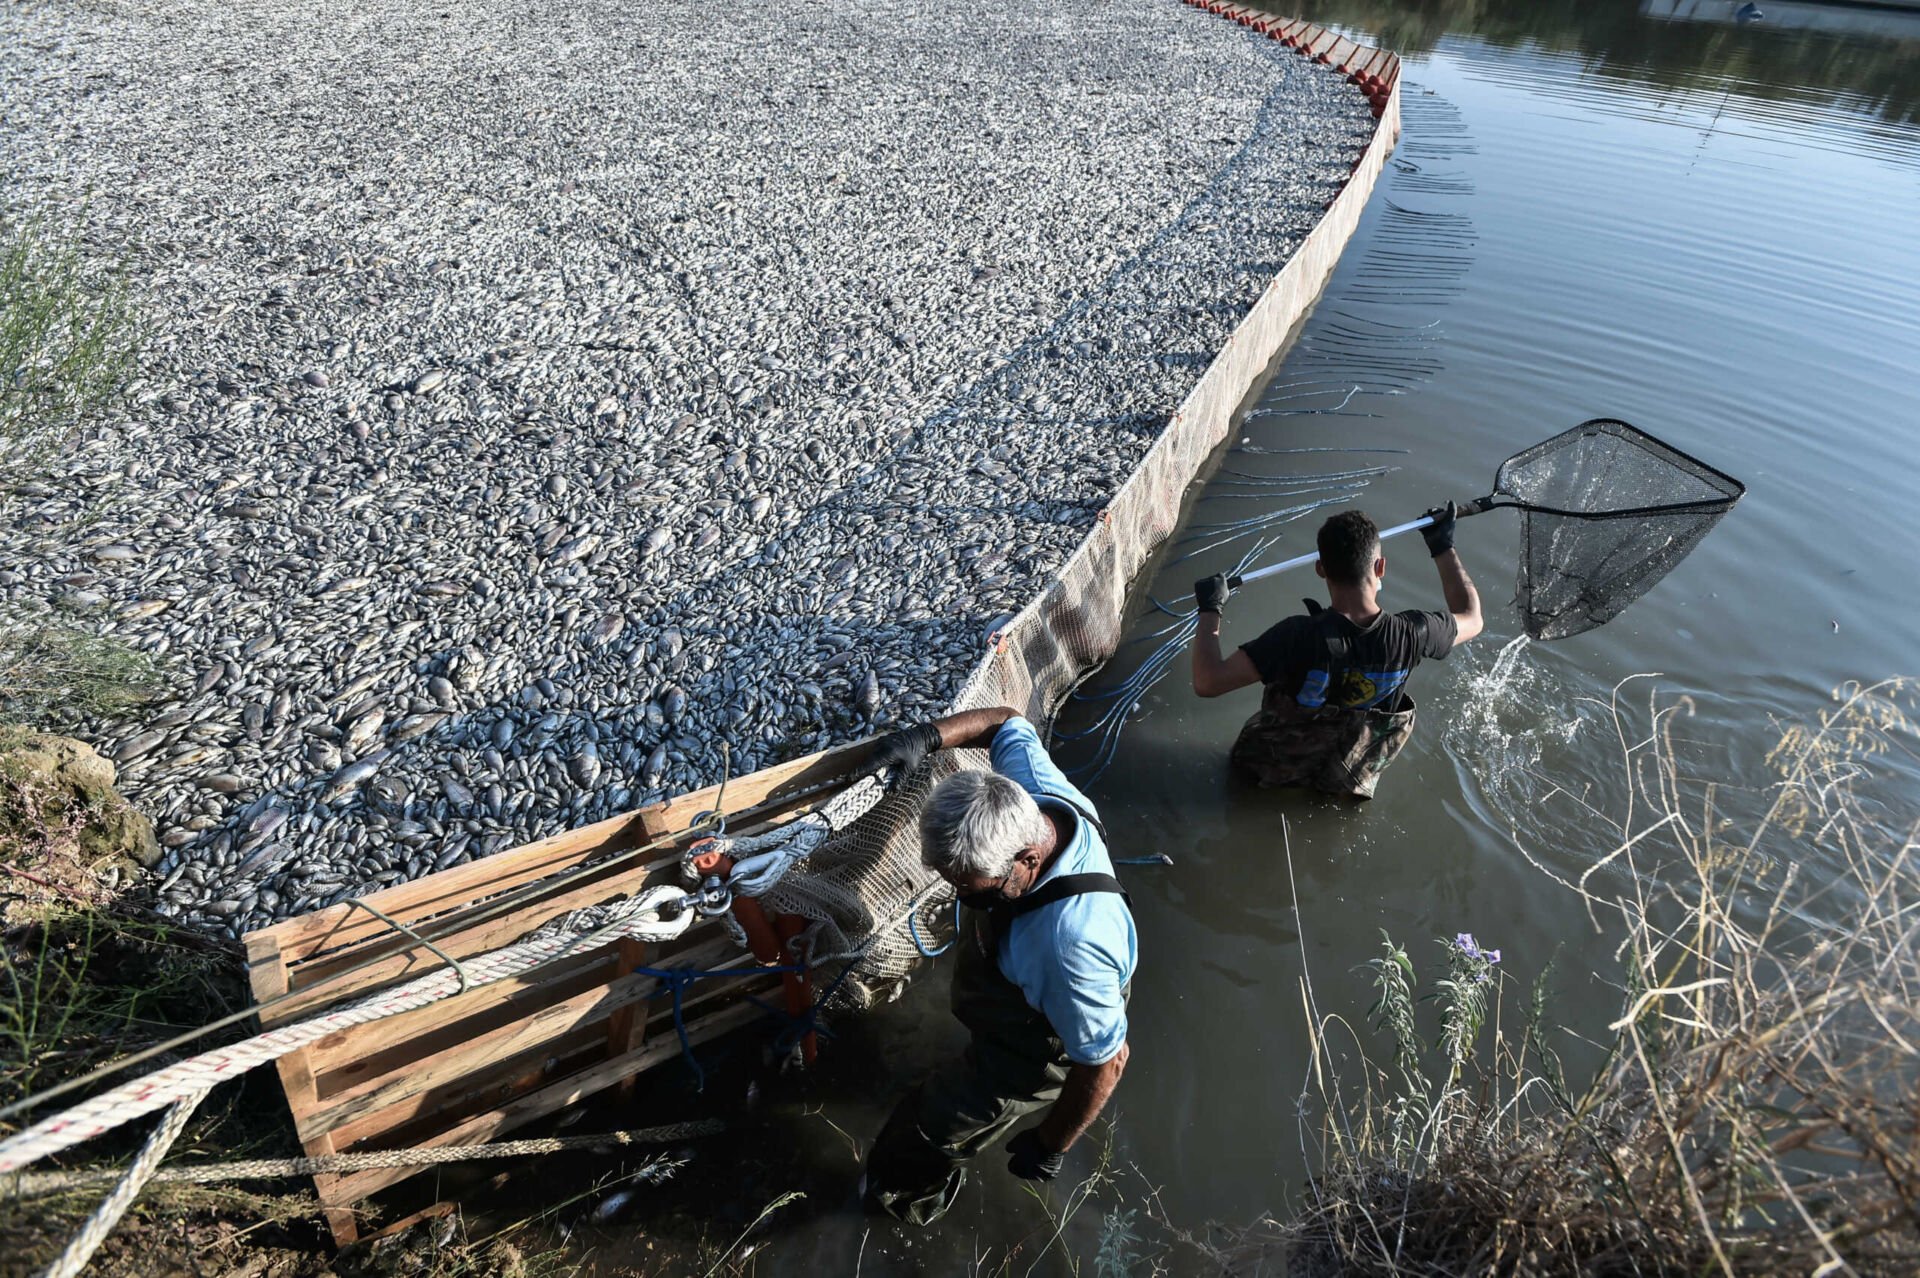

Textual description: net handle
[1227,495,1498,588]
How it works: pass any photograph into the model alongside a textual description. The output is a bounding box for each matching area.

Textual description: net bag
[1491,418,1744,640]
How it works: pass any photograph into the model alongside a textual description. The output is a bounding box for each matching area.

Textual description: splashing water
[1442,635,1586,830]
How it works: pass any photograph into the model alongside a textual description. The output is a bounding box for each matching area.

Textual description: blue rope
[909,897,963,959]
[631,961,804,1092]
[749,953,873,1059]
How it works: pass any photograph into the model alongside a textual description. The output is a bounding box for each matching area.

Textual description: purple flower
[1455,933,1501,969]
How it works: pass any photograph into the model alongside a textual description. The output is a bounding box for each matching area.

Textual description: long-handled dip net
[1058,419,1743,778]
[1230,418,1746,640]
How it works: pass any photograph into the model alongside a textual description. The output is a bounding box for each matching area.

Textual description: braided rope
[0,885,693,1175]
[0,774,895,1180]
[3,1120,723,1200]
[39,1088,208,1278]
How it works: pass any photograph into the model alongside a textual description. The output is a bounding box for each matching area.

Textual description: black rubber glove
[870,721,942,781]
[1193,573,1232,614]
[1419,500,1458,557]
[1006,1128,1065,1182]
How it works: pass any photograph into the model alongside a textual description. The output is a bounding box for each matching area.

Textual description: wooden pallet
[242,731,884,1245]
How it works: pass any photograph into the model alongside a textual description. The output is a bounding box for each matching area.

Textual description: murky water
[574,3,1920,1270]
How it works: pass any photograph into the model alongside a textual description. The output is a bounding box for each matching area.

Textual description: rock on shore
[0,0,1375,934]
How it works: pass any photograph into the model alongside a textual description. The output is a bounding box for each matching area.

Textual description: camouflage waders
[1229,682,1417,799]
[863,863,1128,1227]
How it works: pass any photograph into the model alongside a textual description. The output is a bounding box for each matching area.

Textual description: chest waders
[1230,602,1418,800]
[954,868,1132,1092]
[863,796,1132,1226]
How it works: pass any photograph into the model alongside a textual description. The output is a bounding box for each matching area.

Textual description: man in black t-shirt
[1189,506,1483,798]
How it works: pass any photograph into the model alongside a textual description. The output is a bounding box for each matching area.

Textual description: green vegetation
[0,603,158,727]
[1218,678,1920,1275]
[0,219,154,729]
[0,218,137,486]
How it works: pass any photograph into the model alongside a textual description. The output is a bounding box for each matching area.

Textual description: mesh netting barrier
[767,22,1405,1007]
[1492,418,1746,641]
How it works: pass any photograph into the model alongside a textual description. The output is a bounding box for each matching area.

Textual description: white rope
[39,1088,209,1278]
[0,885,694,1175]
[4,1120,721,1199]
[721,774,888,897]
[0,773,895,1180]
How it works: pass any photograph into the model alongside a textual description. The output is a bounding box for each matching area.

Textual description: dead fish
[333,672,377,704]
[587,613,624,647]
[552,532,600,564]
[411,369,448,395]
[640,527,672,557]
[663,685,687,722]
[119,598,171,619]
[748,495,772,521]
[854,670,881,717]
[320,576,373,596]
[321,750,387,802]
[345,709,385,754]
[113,730,168,762]
[234,840,293,877]
[591,1190,636,1223]
[90,544,139,562]
[389,712,448,744]
[570,742,601,788]
[644,742,668,785]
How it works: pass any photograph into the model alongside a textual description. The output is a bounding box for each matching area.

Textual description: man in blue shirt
[862,706,1136,1226]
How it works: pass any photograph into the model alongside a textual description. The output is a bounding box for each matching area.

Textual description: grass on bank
[1211,676,1920,1276]
[0,217,136,485]
[1,217,154,730]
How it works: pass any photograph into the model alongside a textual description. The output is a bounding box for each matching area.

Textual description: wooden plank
[304,933,740,1105]
[324,998,767,1204]
[245,933,361,1246]
[629,730,884,836]
[608,938,651,1101]
[262,859,682,1023]
[323,970,771,1151]
[255,810,653,966]
[300,968,662,1139]
[308,944,620,1083]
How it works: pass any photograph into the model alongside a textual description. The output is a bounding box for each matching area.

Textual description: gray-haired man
[861,706,1136,1226]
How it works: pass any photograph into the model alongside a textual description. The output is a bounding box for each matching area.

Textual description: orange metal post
[688,841,819,1065]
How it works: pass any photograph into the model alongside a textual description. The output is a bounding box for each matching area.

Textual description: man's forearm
[1433,549,1479,618]
[1036,1046,1128,1152]
[933,705,1020,751]
[1192,611,1227,691]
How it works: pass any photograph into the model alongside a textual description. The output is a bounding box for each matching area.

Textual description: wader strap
[992,874,1131,928]
[1035,790,1110,847]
